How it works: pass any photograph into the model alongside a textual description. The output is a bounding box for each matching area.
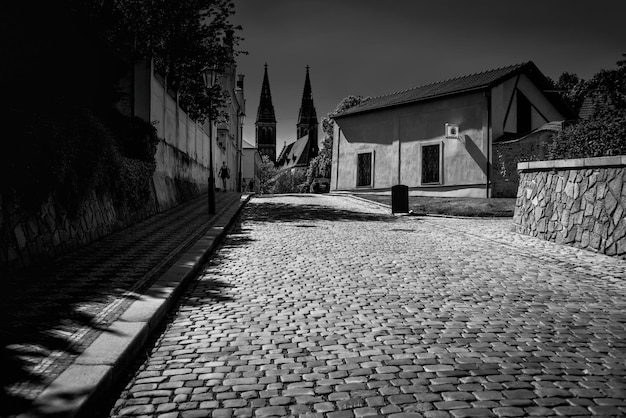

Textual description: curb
[19,194,252,418]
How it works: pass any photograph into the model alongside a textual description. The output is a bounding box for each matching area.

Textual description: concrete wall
[332,92,489,197]
[514,156,626,258]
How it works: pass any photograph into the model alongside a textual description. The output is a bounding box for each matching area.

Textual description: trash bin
[391,184,409,214]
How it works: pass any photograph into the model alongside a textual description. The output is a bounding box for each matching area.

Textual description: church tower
[255,64,277,162]
[296,66,319,160]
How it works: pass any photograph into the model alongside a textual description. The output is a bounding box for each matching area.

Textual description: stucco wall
[514,156,626,258]
[332,92,489,197]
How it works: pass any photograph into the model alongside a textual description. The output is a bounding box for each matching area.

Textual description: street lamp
[202,66,217,214]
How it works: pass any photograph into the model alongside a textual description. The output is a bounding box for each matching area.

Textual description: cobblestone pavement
[0,192,242,415]
[109,194,626,418]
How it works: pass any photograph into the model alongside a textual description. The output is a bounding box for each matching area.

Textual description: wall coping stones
[518,155,626,171]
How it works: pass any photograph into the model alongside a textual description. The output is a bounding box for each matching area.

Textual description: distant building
[255,64,277,162]
[242,139,262,193]
[276,66,319,172]
[331,61,573,197]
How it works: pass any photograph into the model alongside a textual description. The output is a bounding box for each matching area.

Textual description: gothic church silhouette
[255,65,319,170]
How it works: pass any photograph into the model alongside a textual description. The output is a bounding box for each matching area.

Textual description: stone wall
[0,189,157,270]
[514,156,626,258]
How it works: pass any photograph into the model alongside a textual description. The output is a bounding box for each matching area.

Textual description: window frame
[355,150,374,188]
[420,141,443,186]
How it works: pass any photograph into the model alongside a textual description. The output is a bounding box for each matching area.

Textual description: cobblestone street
[109,194,626,417]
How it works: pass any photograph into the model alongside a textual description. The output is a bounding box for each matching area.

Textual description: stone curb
[518,155,626,171]
[19,194,252,418]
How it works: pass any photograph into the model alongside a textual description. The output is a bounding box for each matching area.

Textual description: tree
[305,95,370,186]
[1,1,242,213]
[553,72,587,114]
[259,155,277,194]
[549,54,626,159]
[69,0,243,123]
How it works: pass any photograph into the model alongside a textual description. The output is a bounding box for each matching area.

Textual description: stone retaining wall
[1,190,157,270]
[514,156,626,258]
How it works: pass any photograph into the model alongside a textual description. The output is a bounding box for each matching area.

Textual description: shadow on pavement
[248,202,395,223]
[0,193,237,416]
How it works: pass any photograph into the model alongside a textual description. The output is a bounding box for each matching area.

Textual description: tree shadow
[247,201,396,224]
[0,194,238,416]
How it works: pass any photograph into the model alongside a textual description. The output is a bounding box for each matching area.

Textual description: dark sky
[232,0,625,148]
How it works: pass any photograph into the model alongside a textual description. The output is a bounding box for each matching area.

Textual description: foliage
[2,0,232,216]
[548,110,626,159]
[2,106,114,215]
[1,104,159,217]
[258,155,277,194]
[81,0,243,123]
[553,72,587,114]
[106,112,159,162]
[271,170,308,194]
[113,157,157,212]
[548,54,626,160]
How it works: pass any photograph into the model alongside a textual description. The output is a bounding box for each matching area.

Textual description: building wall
[242,148,261,192]
[332,92,489,197]
[490,74,564,140]
[514,156,626,258]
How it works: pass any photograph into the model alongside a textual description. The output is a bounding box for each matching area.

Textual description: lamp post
[202,67,217,214]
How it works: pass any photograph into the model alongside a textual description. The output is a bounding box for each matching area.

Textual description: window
[356,152,373,187]
[421,143,442,185]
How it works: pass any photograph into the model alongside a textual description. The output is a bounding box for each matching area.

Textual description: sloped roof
[276,135,311,170]
[243,139,256,149]
[334,61,560,118]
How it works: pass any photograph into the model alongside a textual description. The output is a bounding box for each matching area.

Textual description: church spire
[255,64,277,161]
[297,65,317,130]
[257,63,276,123]
[297,65,319,161]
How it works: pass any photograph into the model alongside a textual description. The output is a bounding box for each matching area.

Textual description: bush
[2,106,117,215]
[270,170,307,194]
[113,157,156,211]
[1,106,158,217]
[548,109,626,159]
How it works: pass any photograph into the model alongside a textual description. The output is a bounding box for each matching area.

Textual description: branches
[79,0,243,123]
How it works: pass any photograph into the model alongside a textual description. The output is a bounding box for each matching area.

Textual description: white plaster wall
[149,74,212,210]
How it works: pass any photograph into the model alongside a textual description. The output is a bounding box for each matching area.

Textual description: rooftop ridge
[368,62,529,101]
